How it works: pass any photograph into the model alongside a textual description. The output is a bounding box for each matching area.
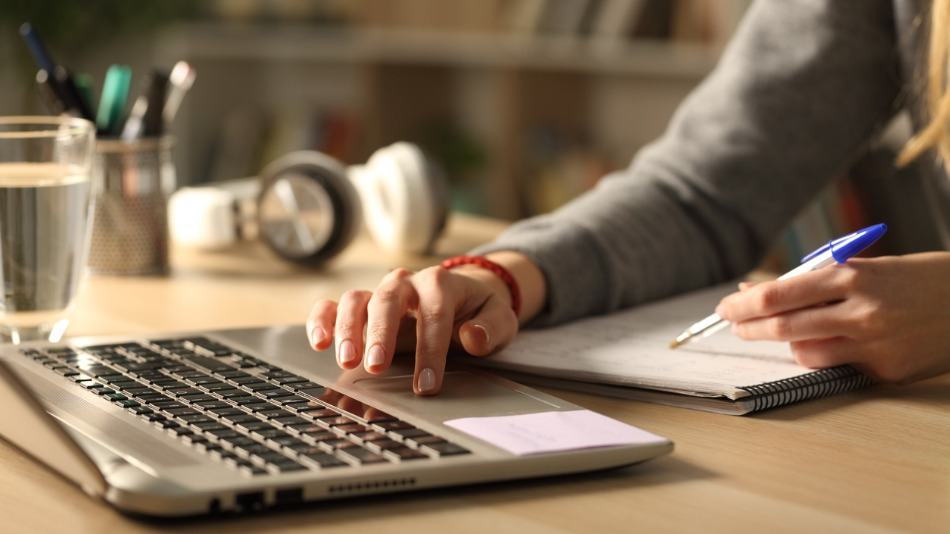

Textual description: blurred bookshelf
[150,0,751,219]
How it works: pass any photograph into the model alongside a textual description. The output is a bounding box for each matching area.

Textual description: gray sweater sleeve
[472,0,903,327]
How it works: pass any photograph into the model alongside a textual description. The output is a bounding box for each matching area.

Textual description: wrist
[439,251,546,324]
[441,255,521,317]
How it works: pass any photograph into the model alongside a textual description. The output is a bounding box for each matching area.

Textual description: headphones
[169,142,449,265]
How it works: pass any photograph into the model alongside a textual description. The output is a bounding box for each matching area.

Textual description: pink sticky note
[443,409,667,456]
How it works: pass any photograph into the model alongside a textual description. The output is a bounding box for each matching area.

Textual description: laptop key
[278,397,311,408]
[253,428,290,440]
[228,435,257,446]
[244,382,278,392]
[385,446,428,461]
[224,414,261,424]
[261,389,294,399]
[209,407,244,417]
[183,394,215,403]
[179,414,214,425]
[336,423,370,434]
[194,400,230,410]
[207,429,242,440]
[366,439,404,452]
[364,411,398,424]
[302,452,347,469]
[230,375,263,385]
[260,408,292,419]
[274,416,308,427]
[340,448,389,465]
[375,420,414,431]
[422,442,471,456]
[322,438,358,450]
[183,355,232,372]
[284,441,315,453]
[299,429,336,441]
[240,444,272,456]
[390,428,431,440]
[300,408,337,419]
[352,431,388,442]
[236,421,272,433]
[165,406,199,417]
[274,375,308,385]
[193,421,228,431]
[292,382,325,394]
[406,434,446,447]
[273,460,308,473]
[323,416,354,427]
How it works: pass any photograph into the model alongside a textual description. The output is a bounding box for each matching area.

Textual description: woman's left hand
[715,252,950,383]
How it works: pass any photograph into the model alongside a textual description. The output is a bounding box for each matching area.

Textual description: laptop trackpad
[350,371,563,420]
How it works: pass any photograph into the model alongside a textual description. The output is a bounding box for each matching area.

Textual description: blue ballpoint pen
[669,223,888,349]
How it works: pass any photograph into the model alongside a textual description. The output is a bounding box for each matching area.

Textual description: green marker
[96,65,131,136]
[74,73,96,117]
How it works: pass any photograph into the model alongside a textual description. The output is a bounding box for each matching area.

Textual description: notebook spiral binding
[738,366,873,412]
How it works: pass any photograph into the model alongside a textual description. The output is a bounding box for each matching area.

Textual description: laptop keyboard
[18,337,470,477]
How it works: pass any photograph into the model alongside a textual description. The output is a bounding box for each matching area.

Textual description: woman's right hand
[305,253,541,397]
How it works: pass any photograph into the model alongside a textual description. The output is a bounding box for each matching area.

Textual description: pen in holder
[88,137,175,275]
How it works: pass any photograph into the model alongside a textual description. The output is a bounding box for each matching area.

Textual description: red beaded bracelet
[440,255,522,317]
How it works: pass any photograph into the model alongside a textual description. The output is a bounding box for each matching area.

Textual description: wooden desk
[2,214,947,533]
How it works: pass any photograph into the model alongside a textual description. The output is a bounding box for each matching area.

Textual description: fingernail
[338,340,357,366]
[418,368,436,393]
[472,323,491,349]
[365,344,385,370]
[310,327,325,348]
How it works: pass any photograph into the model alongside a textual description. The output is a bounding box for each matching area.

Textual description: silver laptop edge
[0,325,673,516]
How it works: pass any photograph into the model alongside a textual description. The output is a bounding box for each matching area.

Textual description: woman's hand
[715,252,950,383]
[305,252,546,396]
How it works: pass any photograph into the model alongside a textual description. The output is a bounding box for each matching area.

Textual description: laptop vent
[328,477,417,495]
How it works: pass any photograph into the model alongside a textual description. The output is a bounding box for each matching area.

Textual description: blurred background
[0,0,748,221]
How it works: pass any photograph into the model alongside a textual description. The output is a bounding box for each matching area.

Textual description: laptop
[0,325,672,516]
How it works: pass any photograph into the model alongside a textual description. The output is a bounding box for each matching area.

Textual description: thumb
[458,296,519,357]
[738,281,758,291]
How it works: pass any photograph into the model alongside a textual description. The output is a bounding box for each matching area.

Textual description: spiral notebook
[472,285,872,415]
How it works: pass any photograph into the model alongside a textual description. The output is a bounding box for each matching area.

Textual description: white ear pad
[168,186,239,250]
[352,142,448,255]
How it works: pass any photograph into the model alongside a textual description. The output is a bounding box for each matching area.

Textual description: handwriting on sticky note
[443,410,668,456]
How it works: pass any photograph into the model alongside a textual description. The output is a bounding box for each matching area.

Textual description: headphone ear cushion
[356,142,448,255]
[257,151,361,265]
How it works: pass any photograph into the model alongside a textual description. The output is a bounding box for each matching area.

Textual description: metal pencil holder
[88,137,176,275]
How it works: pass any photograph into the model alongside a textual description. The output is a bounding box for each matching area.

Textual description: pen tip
[668,340,681,350]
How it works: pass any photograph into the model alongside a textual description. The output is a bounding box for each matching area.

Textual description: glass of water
[0,116,96,343]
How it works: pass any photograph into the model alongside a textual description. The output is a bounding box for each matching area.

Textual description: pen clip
[800,234,850,264]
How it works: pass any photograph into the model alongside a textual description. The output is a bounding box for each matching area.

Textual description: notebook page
[482,284,817,400]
